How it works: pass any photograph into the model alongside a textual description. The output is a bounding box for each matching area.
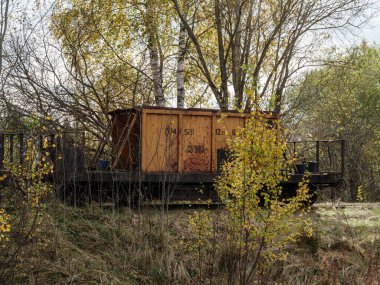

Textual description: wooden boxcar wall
[110,109,141,170]
[110,107,266,173]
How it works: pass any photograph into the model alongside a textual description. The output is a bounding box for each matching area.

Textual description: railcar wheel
[335,178,347,192]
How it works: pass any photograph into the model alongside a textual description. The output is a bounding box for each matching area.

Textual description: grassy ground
[2,202,380,284]
[279,203,380,284]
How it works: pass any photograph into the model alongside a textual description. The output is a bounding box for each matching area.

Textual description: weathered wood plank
[211,114,217,173]
[111,108,278,174]
[178,114,183,173]
[143,113,178,173]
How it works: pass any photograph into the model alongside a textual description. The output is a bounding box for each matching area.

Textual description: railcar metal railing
[287,139,345,175]
[0,130,90,171]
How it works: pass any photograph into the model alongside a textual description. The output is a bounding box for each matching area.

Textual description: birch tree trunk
[215,0,229,110]
[176,0,188,109]
[146,0,165,107]
[232,0,242,109]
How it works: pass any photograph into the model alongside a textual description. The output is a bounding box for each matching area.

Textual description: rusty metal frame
[289,139,345,175]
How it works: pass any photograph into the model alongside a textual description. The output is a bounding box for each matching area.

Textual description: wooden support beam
[211,114,217,173]
[112,113,137,169]
[178,114,183,173]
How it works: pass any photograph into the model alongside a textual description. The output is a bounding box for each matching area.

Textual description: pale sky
[17,0,380,46]
[360,3,380,45]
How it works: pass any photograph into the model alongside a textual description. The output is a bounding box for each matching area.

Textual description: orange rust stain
[183,147,210,172]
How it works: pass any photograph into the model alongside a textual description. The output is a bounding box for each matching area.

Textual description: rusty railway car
[0,107,345,205]
[108,107,257,202]
[109,107,258,174]
[107,107,344,203]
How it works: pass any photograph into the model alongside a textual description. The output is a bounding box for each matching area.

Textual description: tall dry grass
[1,203,379,284]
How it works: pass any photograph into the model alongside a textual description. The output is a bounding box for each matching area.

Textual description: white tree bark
[146,0,165,107]
[232,0,243,109]
[176,0,188,109]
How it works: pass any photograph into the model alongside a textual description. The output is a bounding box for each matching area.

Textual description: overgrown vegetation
[286,43,380,201]
[194,110,314,284]
[0,125,54,283]
[0,0,379,284]
[0,203,379,284]
[0,111,377,284]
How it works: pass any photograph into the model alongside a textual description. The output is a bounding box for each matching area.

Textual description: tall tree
[51,0,179,108]
[146,0,165,106]
[2,0,373,130]
[176,0,189,108]
[172,0,372,112]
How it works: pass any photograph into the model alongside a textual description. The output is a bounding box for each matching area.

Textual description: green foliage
[217,110,313,283]
[357,185,364,202]
[0,123,54,283]
[188,110,313,284]
[49,0,367,111]
[51,0,176,108]
[286,43,380,201]
[0,208,10,242]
